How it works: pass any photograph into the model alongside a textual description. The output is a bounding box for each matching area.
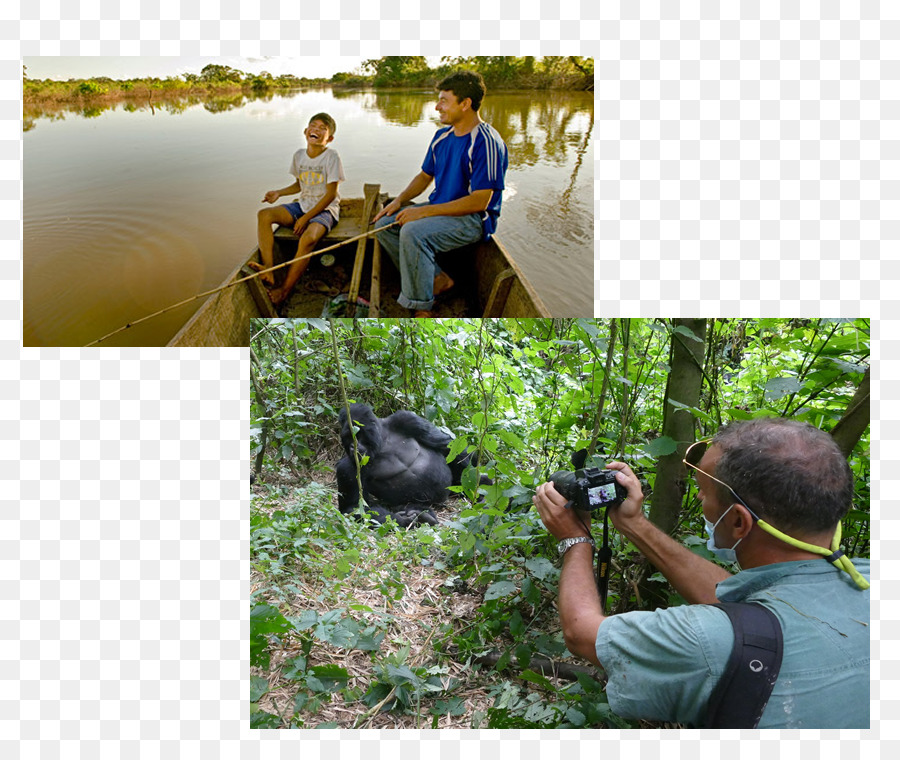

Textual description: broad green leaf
[250,675,270,702]
[667,399,716,424]
[643,435,678,458]
[519,668,554,690]
[484,580,518,600]
[249,709,282,728]
[673,324,704,342]
[281,656,307,680]
[461,466,480,492]
[508,611,525,639]
[524,556,557,581]
[287,610,317,631]
[249,604,292,669]
[446,436,469,461]
[354,628,384,652]
[308,664,350,692]
[321,618,359,648]
[515,644,532,668]
[385,663,420,685]
[496,429,526,449]
[430,697,467,716]
[764,376,803,401]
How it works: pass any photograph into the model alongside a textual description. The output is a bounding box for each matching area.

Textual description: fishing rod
[82,220,399,348]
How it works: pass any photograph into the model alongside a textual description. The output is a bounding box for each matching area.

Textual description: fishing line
[82,221,399,347]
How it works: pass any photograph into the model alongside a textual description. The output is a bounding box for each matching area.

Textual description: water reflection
[25,88,594,171]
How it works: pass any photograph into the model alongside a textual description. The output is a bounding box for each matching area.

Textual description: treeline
[23,57,594,103]
[23,63,324,103]
[335,56,594,90]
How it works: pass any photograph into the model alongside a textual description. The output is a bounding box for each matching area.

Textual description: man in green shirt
[533,418,869,728]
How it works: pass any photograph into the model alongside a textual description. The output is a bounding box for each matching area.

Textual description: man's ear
[733,504,755,538]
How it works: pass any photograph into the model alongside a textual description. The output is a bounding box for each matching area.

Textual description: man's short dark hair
[711,418,853,534]
[308,112,337,136]
[437,70,486,112]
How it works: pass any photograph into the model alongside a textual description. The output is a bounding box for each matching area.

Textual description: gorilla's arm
[383,411,492,487]
[382,411,452,453]
[447,448,494,487]
[340,404,383,458]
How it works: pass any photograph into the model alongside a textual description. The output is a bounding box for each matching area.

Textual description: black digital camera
[549,466,627,512]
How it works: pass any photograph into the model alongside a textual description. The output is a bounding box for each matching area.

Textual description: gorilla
[336,403,487,528]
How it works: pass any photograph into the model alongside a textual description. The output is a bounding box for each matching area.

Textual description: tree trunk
[829,366,870,458]
[249,351,269,480]
[648,319,707,535]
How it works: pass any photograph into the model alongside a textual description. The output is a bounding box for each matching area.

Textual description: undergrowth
[249,481,633,729]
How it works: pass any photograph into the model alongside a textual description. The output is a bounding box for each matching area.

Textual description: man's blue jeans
[374,205,483,310]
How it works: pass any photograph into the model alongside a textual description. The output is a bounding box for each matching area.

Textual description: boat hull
[167,197,548,346]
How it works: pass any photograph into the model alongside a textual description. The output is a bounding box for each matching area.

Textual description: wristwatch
[557,536,595,556]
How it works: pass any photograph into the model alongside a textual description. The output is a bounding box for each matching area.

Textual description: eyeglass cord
[756,519,870,590]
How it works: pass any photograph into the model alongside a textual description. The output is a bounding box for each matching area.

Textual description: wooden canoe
[167,192,549,346]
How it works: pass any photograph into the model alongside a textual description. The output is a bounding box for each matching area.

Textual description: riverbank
[23,78,298,105]
[23,57,594,105]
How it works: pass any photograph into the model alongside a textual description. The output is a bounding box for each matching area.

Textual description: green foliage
[76,81,106,95]
[348,57,594,90]
[200,64,244,83]
[249,604,293,670]
[363,56,431,87]
[26,56,594,110]
[250,318,869,728]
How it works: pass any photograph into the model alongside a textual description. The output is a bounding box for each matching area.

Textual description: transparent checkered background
[3,0,896,756]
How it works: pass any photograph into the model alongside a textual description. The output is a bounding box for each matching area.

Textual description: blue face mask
[704,503,742,564]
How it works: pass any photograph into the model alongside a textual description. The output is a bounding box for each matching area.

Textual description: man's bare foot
[248,261,275,287]
[269,287,290,305]
[413,310,436,318]
[433,272,455,296]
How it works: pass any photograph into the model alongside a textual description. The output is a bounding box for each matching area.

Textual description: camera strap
[595,507,612,612]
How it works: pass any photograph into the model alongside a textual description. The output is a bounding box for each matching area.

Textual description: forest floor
[249,466,608,730]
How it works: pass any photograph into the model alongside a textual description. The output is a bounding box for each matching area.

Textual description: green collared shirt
[595,559,870,728]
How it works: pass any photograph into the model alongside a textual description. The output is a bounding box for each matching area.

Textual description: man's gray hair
[711,417,853,534]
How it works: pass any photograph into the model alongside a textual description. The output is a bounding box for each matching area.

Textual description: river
[23,87,594,346]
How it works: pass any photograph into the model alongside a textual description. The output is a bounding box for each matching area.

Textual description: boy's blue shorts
[282,202,337,232]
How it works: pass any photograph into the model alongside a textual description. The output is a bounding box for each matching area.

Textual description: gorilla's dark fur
[336,403,487,527]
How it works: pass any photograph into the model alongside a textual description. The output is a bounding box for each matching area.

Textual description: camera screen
[587,482,618,506]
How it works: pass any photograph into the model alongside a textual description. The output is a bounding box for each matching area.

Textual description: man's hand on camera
[533,481,592,541]
[603,462,645,531]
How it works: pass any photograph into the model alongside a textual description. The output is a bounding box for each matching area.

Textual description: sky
[23,56,441,81]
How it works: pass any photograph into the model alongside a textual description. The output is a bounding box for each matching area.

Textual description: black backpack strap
[705,602,784,729]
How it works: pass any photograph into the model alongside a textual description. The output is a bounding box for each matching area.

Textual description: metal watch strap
[557,536,595,556]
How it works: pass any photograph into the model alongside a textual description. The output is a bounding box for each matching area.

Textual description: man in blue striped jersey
[374,70,509,316]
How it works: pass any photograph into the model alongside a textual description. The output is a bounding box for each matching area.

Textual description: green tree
[649,319,707,534]
[199,64,243,83]
[363,57,430,87]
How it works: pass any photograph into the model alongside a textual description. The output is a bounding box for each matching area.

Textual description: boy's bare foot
[269,287,290,305]
[433,272,454,296]
[413,310,436,318]
[248,261,275,287]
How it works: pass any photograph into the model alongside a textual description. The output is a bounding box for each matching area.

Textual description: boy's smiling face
[304,119,333,148]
